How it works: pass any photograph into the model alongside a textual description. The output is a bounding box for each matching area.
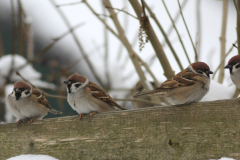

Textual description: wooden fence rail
[1,99,240,160]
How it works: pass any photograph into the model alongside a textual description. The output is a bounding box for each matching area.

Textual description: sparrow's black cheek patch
[67,85,72,94]
[75,84,80,88]
[15,92,21,100]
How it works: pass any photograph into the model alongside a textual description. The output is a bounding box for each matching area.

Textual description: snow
[4,84,15,122]
[0,54,55,89]
[0,55,56,123]
[218,158,235,160]
[201,80,236,102]
[7,154,58,160]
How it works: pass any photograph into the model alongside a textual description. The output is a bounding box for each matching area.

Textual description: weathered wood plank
[1,99,240,160]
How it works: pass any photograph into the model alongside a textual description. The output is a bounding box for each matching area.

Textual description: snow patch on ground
[201,80,236,102]
[7,154,59,160]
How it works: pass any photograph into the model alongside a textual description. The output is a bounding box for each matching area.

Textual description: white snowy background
[0,0,237,122]
[0,0,238,159]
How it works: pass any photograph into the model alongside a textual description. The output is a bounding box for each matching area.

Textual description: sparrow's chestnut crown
[191,62,210,71]
[67,73,87,83]
[14,81,31,90]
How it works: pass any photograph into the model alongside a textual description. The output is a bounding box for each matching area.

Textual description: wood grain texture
[1,99,240,160]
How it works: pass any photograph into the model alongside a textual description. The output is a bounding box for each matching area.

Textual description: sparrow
[6,81,62,125]
[63,73,127,119]
[224,55,240,97]
[133,62,213,105]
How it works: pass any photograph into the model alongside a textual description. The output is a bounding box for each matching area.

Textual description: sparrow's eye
[197,70,203,74]
[71,80,77,83]
[235,64,240,69]
[75,84,80,88]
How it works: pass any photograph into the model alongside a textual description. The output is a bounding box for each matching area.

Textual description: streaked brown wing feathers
[159,69,197,89]
[32,89,51,109]
[87,82,118,106]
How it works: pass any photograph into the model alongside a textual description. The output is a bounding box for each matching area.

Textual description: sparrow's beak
[224,64,231,69]
[63,80,71,85]
[207,70,213,74]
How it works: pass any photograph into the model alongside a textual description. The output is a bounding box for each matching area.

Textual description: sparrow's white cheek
[232,66,240,73]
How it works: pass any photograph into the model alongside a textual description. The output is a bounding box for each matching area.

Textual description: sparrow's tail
[133,89,166,98]
[49,108,62,115]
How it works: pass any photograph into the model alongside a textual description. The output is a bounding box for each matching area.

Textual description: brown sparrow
[6,81,62,125]
[63,73,127,118]
[133,62,213,105]
[225,55,240,97]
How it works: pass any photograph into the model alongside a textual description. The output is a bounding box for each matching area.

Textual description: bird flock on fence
[5,55,240,125]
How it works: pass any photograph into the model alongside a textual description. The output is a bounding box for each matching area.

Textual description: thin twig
[102,1,111,89]
[116,0,129,60]
[17,22,85,71]
[195,0,201,61]
[137,56,160,87]
[162,0,191,65]
[233,43,240,51]
[105,6,138,20]
[114,98,162,106]
[7,0,17,85]
[18,0,25,56]
[144,1,184,69]
[89,0,150,91]
[0,31,5,56]
[177,0,197,63]
[16,71,36,88]
[237,0,240,53]
[212,40,237,79]
[56,1,82,7]
[129,0,175,78]
[218,0,228,83]
[164,0,188,40]
[16,71,67,99]
[233,0,240,19]
[50,0,104,87]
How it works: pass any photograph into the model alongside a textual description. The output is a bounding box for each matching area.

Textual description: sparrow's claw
[89,111,98,117]
[29,117,38,124]
[79,114,84,120]
[16,119,22,126]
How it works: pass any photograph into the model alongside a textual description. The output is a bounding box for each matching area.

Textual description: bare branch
[129,0,175,78]
[17,22,85,71]
[177,0,197,62]
[102,1,111,89]
[144,1,184,70]
[105,6,138,20]
[162,0,191,65]
[218,0,228,83]
[50,0,104,87]
[16,71,67,99]
[233,43,240,51]
[114,98,162,106]
[56,1,83,7]
[195,0,201,61]
[212,40,237,79]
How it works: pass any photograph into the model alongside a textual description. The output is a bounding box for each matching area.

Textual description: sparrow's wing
[32,89,62,114]
[133,69,198,98]
[160,69,196,89]
[32,89,51,109]
[86,82,127,110]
